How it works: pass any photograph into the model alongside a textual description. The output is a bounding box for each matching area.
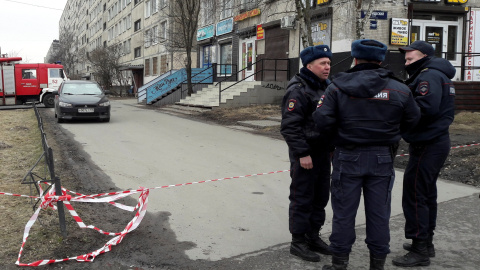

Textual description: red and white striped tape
[395,142,479,157]
[2,142,479,266]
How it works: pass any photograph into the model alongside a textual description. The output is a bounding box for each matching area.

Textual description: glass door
[240,38,255,81]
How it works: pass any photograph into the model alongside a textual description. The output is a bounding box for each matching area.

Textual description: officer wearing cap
[313,39,420,270]
[281,45,334,262]
[392,41,456,267]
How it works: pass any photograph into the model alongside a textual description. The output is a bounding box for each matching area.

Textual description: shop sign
[465,8,480,81]
[311,19,331,47]
[361,10,388,20]
[445,0,468,4]
[217,18,233,36]
[234,8,261,22]
[256,24,264,40]
[197,25,215,41]
[390,18,409,46]
[317,0,331,5]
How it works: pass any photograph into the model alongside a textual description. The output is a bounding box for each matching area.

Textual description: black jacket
[401,57,456,143]
[281,67,331,158]
[313,63,420,146]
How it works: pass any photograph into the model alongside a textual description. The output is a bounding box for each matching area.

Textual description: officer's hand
[300,156,313,169]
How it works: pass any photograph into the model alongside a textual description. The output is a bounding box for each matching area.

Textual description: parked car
[53,80,111,123]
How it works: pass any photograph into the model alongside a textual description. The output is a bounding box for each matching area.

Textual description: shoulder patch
[317,95,325,108]
[449,85,455,96]
[287,99,297,111]
[418,81,429,96]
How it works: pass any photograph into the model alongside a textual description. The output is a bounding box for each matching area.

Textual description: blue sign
[370,20,377,30]
[361,10,388,20]
[146,68,213,103]
[216,18,234,36]
[197,25,215,41]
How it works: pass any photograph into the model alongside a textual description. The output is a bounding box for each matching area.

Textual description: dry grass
[451,111,480,131]
[0,109,63,265]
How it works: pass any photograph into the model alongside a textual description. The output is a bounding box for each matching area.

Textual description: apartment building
[58,0,193,91]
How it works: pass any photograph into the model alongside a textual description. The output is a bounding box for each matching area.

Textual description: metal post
[218,81,221,105]
[48,148,67,238]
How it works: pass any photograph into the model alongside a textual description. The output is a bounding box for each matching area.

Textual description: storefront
[408,1,469,80]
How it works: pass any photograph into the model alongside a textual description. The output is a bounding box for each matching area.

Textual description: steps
[176,81,262,108]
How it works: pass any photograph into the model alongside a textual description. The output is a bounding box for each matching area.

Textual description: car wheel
[43,94,55,108]
[57,117,64,123]
[103,118,110,123]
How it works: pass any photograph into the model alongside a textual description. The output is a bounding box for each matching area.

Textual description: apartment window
[145,58,150,76]
[159,0,167,8]
[241,0,258,11]
[134,47,141,58]
[145,0,151,17]
[127,14,132,29]
[160,55,167,74]
[159,21,167,40]
[220,0,233,19]
[134,0,141,5]
[145,28,152,47]
[152,57,158,75]
[201,0,214,26]
[152,25,159,44]
[134,19,141,31]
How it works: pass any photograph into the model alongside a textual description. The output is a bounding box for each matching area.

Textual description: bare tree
[165,0,201,96]
[86,46,122,91]
[355,0,378,39]
[294,0,314,48]
[48,27,78,77]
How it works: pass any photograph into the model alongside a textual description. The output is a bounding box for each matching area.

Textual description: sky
[0,0,68,63]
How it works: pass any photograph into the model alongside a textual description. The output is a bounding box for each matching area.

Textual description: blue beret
[300,45,332,66]
[351,39,387,62]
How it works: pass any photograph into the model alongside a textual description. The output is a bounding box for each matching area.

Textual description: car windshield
[62,84,103,95]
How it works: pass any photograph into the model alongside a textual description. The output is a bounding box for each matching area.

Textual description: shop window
[436,15,458,21]
[447,25,457,61]
[413,14,432,20]
[153,57,158,75]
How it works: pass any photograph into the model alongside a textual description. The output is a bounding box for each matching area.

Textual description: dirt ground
[0,104,478,269]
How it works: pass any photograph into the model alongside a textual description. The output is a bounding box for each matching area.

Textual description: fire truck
[0,56,67,107]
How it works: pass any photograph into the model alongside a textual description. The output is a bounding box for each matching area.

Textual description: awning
[119,64,144,71]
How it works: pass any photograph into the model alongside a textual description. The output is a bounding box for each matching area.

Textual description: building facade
[55,0,480,93]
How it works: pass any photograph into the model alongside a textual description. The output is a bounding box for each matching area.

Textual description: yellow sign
[446,0,468,4]
[256,24,264,40]
[234,8,261,22]
[390,18,409,46]
[317,0,331,5]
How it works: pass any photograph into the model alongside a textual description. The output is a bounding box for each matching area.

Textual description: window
[220,0,233,19]
[152,25,159,44]
[145,58,150,76]
[152,57,158,75]
[220,43,232,75]
[200,0,214,26]
[134,47,141,58]
[134,19,141,31]
[145,0,151,17]
[134,0,141,5]
[160,55,167,74]
[127,14,132,29]
[22,69,37,79]
[241,0,258,11]
[159,0,167,8]
[145,28,152,47]
[159,21,167,40]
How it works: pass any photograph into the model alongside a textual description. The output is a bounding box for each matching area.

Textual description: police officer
[392,41,456,267]
[313,39,420,270]
[280,45,333,262]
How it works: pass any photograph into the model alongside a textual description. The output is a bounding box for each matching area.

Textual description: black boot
[369,253,386,270]
[392,240,430,267]
[306,230,332,255]
[322,253,349,270]
[402,235,435,257]
[290,234,320,262]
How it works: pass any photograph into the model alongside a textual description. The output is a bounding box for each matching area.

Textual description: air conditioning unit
[281,16,296,30]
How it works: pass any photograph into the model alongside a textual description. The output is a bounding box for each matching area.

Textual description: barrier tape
[3,170,289,266]
[395,142,479,157]
[1,143,478,266]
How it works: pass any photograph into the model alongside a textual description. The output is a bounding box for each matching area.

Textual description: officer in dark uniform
[392,41,456,267]
[281,45,333,262]
[313,39,420,270]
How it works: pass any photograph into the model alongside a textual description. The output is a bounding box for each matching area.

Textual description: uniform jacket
[281,67,331,158]
[313,63,420,146]
[401,57,456,143]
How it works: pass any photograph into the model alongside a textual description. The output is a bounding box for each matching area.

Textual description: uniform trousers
[402,137,450,240]
[289,149,331,235]
[329,146,394,256]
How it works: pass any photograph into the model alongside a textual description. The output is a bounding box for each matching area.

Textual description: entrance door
[240,38,256,81]
[411,16,462,78]
[202,45,212,68]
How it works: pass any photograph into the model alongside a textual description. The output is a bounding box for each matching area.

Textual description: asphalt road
[45,99,480,269]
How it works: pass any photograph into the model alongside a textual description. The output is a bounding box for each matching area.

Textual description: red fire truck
[0,56,67,107]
